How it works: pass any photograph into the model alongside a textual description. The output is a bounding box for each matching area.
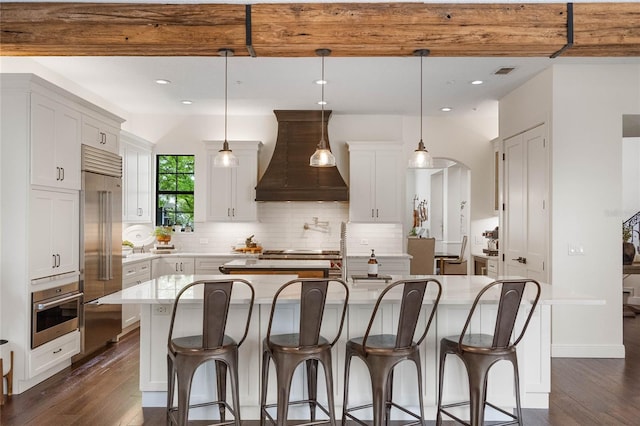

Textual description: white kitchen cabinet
[29,188,79,279]
[122,260,151,330]
[205,141,261,222]
[28,330,80,379]
[82,113,120,154]
[121,131,153,223]
[347,142,402,222]
[152,256,195,278]
[30,92,81,190]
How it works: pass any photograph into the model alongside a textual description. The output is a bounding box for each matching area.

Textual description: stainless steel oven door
[32,282,82,348]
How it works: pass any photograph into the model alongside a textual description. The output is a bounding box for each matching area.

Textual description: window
[156,155,195,228]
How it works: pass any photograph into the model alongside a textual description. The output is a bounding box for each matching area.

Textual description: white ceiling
[3,56,639,118]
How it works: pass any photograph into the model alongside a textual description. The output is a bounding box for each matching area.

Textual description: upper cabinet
[347,142,402,223]
[205,141,261,222]
[29,188,79,279]
[81,113,120,154]
[121,131,153,224]
[30,92,82,190]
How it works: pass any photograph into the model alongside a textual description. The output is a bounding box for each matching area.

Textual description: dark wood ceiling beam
[0,2,638,57]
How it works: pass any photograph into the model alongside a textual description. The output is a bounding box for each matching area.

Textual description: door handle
[512,256,527,264]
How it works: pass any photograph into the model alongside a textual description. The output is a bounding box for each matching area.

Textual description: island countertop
[98,274,604,306]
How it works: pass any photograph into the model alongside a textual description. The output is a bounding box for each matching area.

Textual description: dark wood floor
[2,317,640,425]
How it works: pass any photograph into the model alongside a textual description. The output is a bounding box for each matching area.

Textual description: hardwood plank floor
[2,317,640,425]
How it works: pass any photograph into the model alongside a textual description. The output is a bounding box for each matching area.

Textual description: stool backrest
[168,279,255,349]
[362,278,442,350]
[266,278,349,348]
[459,279,541,350]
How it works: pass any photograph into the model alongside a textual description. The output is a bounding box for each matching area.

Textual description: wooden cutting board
[234,246,263,253]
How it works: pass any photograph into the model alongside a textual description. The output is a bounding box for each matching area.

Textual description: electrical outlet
[568,244,585,256]
[360,239,369,245]
[154,305,170,315]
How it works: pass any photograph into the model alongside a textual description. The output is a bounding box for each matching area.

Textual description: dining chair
[442,236,468,275]
[436,278,541,426]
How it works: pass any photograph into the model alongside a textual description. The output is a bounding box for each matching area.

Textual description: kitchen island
[99,274,603,421]
[219,259,331,278]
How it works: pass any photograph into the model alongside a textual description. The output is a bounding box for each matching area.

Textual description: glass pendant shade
[214,48,238,168]
[310,138,336,167]
[408,140,434,169]
[310,48,336,168]
[214,140,239,167]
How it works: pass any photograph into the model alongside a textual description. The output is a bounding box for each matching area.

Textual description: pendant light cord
[224,50,228,145]
[320,53,325,147]
[420,53,423,143]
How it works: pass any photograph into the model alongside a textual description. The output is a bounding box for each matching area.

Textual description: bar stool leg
[368,361,390,426]
[341,349,354,424]
[0,358,4,406]
[216,360,227,421]
[260,351,271,426]
[306,359,318,422]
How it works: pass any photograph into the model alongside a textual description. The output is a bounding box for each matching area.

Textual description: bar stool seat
[342,278,442,426]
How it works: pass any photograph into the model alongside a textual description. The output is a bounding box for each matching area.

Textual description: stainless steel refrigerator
[79,144,122,357]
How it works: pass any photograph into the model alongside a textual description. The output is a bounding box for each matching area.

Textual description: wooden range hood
[255,110,349,202]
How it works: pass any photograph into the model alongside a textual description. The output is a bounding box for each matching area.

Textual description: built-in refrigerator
[79,144,122,357]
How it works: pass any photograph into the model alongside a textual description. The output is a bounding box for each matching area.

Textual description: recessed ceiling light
[470,80,484,85]
[155,79,171,85]
[315,79,327,85]
[181,100,193,105]
[317,100,327,105]
[441,107,452,112]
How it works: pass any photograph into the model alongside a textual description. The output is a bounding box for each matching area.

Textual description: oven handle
[35,292,83,312]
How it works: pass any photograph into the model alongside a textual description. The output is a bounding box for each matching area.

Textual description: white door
[503,124,548,281]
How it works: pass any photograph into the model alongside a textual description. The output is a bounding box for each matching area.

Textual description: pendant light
[408,49,434,169]
[213,48,239,168]
[310,48,337,168]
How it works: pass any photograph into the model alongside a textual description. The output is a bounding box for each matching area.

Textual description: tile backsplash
[129,201,405,255]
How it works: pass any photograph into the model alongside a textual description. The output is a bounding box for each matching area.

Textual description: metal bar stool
[436,279,541,426]
[342,278,442,426]
[260,278,349,426]
[167,278,255,426]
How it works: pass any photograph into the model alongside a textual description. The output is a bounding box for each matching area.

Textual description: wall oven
[32,282,83,349]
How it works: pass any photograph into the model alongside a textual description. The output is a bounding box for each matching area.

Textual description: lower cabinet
[29,330,80,378]
[122,260,151,330]
[152,256,195,278]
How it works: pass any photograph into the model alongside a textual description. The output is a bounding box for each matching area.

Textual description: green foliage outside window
[156,155,195,228]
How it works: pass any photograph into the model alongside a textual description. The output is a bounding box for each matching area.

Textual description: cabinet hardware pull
[53,348,62,354]
[56,254,61,267]
[376,209,379,218]
[371,209,374,218]
[60,167,64,181]
[232,208,235,217]
[175,263,179,272]
[228,208,231,217]
[52,254,57,268]
[137,207,142,216]
[511,256,527,264]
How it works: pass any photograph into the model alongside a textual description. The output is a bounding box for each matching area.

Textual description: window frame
[155,154,195,228]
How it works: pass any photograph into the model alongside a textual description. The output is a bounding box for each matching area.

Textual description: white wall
[501,64,640,358]
[133,107,497,254]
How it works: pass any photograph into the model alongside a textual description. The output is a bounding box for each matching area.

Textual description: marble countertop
[98,274,605,306]
[222,259,332,269]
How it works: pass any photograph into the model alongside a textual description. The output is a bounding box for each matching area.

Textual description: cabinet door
[31,93,81,190]
[207,164,233,221]
[82,115,119,154]
[231,150,258,221]
[123,145,152,223]
[29,189,79,279]
[373,149,402,222]
[152,257,194,277]
[349,151,376,222]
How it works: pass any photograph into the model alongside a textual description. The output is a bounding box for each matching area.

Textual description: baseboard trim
[552,344,625,358]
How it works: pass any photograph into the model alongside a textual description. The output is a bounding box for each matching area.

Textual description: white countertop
[98,274,605,306]
[222,259,332,269]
